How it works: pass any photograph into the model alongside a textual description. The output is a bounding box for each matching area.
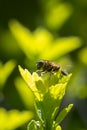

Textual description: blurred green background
[0,0,87,130]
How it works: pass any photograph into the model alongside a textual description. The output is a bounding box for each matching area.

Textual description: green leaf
[9,20,53,59]
[0,108,33,130]
[15,77,34,109]
[78,47,87,65]
[45,3,73,30]
[18,65,34,88]
[9,20,34,57]
[39,74,72,123]
[0,60,16,88]
[55,104,73,125]
[49,83,66,100]
[9,20,81,61]
[40,37,81,60]
[18,66,45,101]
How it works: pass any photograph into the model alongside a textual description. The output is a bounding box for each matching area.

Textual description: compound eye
[36,60,44,69]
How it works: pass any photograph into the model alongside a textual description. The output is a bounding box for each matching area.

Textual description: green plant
[0,60,16,89]
[9,20,81,62]
[18,65,73,130]
[0,108,33,130]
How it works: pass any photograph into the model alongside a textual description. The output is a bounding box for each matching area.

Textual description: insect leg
[61,69,68,76]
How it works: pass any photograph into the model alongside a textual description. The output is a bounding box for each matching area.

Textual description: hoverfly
[36,60,68,76]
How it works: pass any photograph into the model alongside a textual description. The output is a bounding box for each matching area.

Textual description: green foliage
[0,60,16,89]
[44,2,73,30]
[40,0,73,30]
[9,20,81,61]
[15,77,34,109]
[19,66,73,130]
[55,104,73,125]
[78,48,87,65]
[0,108,33,130]
[0,0,87,129]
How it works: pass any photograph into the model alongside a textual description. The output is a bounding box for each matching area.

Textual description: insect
[36,60,68,76]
